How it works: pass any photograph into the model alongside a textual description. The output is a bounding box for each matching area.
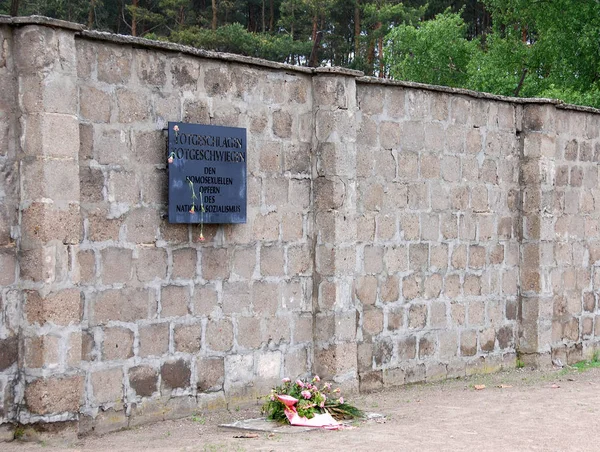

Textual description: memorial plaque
[167,122,247,224]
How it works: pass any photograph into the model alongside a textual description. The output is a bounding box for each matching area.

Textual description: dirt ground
[5,366,600,452]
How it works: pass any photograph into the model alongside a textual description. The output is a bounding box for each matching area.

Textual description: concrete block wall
[352,82,522,389]
[0,16,599,434]
[521,105,600,366]
[70,34,316,432]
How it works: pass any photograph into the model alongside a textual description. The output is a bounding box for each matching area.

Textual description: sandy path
[6,366,600,452]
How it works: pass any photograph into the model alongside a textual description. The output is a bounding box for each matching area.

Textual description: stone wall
[351,83,522,389]
[0,16,599,436]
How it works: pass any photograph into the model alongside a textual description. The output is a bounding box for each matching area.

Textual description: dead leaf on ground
[550,384,560,389]
[497,384,513,389]
[233,433,259,439]
[474,385,486,390]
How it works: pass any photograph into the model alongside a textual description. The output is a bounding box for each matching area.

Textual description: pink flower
[168,156,174,164]
[198,232,205,242]
[339,397,344,404]
[270,395,275,401]
[319,401,325,408]
[173,125,179,132]
[301,390,311,399]
[189,206,195,213]
[296,379,304,388]
[282,378,291,383]
[324,382,332,390]
[312,375,321,383]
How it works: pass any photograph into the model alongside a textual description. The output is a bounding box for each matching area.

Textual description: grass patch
[571,352,600,372]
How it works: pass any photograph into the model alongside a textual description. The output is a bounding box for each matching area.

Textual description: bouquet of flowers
[262,376,363,425]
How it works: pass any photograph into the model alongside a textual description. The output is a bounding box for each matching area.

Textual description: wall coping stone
[1,14,599,115]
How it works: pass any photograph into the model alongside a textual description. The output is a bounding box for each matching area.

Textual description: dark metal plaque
[167,122,247,224]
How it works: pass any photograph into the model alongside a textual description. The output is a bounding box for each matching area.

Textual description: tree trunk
[131,0,138,36]
[308,31,322,67]
[212,0,218,31]
[88,0,96,29]
[378,36,384,77]
[10,0,19,16]
[269,0,274,31]
[262,0,265,32]
[311,14,318,42]
[354,0,360,58]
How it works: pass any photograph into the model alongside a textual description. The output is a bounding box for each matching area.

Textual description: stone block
[292,315,313,343]
[397,335,417,360]
[101,247,133,284]
[424,273,442,299]
[359,371,383,392]
[79,85,111,123]
[201,247,230,280]
[260,245,285,277]
[196,357,225,392]
[21,158,79,203]
[22,113,79,159]
[174,323,201,353]
[161,359,191,390]
[237,316,263,349]
[124,207,160,243]
[102,327,134,361]
[172,248,198,280]
[92,288,152,324]
[138,323,169,357]
[129,365,158,397]
[284,348,308,378]
[133,130,165,165]
[354,276,376,306]
[263,316,292,344]
[252,281,279,315]
[221,281,251,315]
[107,170,139,203]
[380,275,399,303]
[85,207,124,242]
[97,44,132,84]
[255,351,282,393]
[314,343,357,380]
[161,285,190,317]
[25,289,82,326]
[313,76,348,108]
[0,335,18,371]
[20,202,80,250]
[193,284,218,317]
[24,334,59,368]
[224,354,255,396]
[363,307,384,337]
[402,274,422,301]
[25,376,84,415]
[79,166,104,204]
[136,50,167,86]
[0,249,16,286]
[135,247,167,282]
[460,330,478,356]
[383,368,406,386]
[287,245,312,276]
[206,318,234,352]
[363,245,384,274]
[91,368,123,405]
[116,88,151,123]
[479,327,496,352]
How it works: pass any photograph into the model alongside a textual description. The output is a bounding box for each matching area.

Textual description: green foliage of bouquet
[262,376,363,423]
